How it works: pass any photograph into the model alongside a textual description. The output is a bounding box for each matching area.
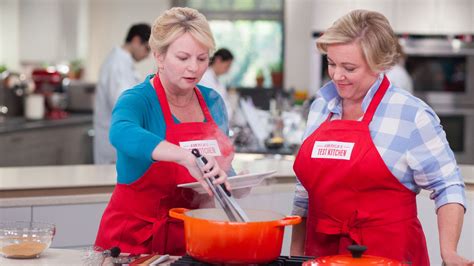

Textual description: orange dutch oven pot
[169,208,301,264]
[303,245,409,266]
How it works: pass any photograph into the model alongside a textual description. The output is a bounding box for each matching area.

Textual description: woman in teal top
[95,7,235,255]
[110,74,229,184]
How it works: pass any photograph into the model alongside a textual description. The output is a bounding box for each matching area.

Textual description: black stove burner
[170,255,314,266]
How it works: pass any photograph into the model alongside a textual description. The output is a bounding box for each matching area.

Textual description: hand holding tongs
[191,149,250,223]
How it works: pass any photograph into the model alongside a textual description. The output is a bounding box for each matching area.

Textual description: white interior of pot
[186,208,285,222]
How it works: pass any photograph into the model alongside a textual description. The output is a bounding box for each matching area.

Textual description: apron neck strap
[194,85,213,122]
[362,75,390,123]
[153,74,213,125]
[325,112,334,122]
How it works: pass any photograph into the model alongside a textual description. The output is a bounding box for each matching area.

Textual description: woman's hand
[178,151,205,180]
[437,203,473,266]
[178,151,229,196]
[442,251,474,266]
[290,217,307,256]
[197,155,228,185]
[151,141,229,196]
[198,154,230,196]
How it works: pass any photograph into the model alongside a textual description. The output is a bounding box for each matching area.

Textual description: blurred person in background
[95,7,232,255]
[290,9,471,266]
[386,44,414,94]
[199,48,234,119]
[93,23,151,164]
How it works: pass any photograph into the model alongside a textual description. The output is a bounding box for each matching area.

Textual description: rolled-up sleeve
[407,108,466,211]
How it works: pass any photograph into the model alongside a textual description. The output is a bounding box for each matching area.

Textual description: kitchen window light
[173,0,284,88]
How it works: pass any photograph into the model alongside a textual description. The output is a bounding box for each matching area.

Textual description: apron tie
[315,210,371,244]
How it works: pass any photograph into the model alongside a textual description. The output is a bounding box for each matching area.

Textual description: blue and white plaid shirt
[292,74,466,217]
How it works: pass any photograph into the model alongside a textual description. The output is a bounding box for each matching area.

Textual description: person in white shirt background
[93,23,151,164]
[199,48,234,119]
[386,46,414,94]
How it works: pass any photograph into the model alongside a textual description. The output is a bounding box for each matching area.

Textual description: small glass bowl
[0,221,56,259]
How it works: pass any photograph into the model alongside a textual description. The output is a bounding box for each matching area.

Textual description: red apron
[95,75,234,255]
[293,76,429,265]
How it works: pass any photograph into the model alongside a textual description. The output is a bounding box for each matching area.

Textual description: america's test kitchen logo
[311,141,354,160]
[179,139,222,156]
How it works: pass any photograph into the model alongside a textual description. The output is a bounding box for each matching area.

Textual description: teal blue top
[109,75,229,184]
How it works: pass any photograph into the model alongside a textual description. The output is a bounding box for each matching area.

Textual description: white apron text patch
[179,139,222,156]
[311,141,354,160]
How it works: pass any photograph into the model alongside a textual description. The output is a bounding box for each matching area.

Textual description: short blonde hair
[316,9,401,72]
[149,7,215,55]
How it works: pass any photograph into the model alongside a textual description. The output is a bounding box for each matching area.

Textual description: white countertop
[0,164,115,190]
[0,154,296,191]
[0,155,472,208]
[0,154,296,207]
[0,249,85,266]
[0,248,176,265]
[460,164,474,183]
[1,154,472,192]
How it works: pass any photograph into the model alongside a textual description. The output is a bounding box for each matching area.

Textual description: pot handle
[277,215,302,227]
[169,208,189,221]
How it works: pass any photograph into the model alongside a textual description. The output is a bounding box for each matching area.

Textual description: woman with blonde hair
[95,7,234,255]
[291,9,471,266]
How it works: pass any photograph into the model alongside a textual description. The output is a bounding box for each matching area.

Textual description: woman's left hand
[442,251,474,266]
[437,203,472,266]
[197,155,231,192]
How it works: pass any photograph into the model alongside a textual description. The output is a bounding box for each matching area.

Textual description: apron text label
[311,141,354,160]
[179,139,222,156]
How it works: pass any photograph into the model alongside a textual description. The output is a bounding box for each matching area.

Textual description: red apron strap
[153,74,175,125]
[153,74,215,125]
[323,76,389,123]
[194,86,214,123]
[362,75,390,123]
[325,112,333,122]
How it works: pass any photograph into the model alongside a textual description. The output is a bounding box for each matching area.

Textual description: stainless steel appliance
[430,106,474,165]
[402,37,474,107]
[0,72,28,118]
[402,36,474,164]
[64,80,95,112]
[0,82,23,117]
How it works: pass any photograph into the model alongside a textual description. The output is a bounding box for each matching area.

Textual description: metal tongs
[191,149,250,222]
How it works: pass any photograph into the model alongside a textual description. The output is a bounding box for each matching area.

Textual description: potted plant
[270,61,283,88]
[0,64,7,74]
[68,59,83,80]
[256,68,265,88]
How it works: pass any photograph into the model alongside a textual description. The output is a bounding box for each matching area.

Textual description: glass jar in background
[24,94,45,120]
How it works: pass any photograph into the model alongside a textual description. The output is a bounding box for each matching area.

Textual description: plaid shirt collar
[317,73,385,116]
